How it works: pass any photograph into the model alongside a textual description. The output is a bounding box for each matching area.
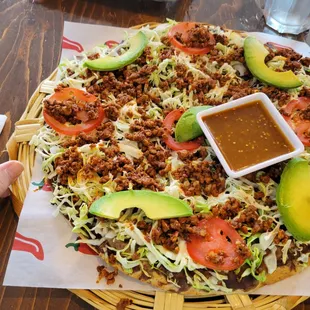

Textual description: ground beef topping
[301,57,310,67]
[96,265,118,285]
[103,102,121,121]
[87,53,100,60]
[129,171,164,191]
[224,81,256,100]
[236,240,252,258]
[274,229,290,244]
[151,214,209,252]
[206,250,227,265]
[134,46,153,66]
[81,148,164,191]
[265,46,302,62]
[159,47,175,60]
[211,198,242,220]
[44,97,100,124]
[142,143,171,175]
[261,86,291,107]
[174,24,215,49]
[177,147,208,162]
[172,160,226,197]
[265,46,304,72]
[125,119,165,145]
[62,121,115,148]
[262,162,287,183]
[299,87,310,98]
[284,60,302,72]
[190,78,216,93]
[209,72,231,87]
[278,48,302,61]
[231,205,273,234]
[54,147,83,185]
[213,33,229,45]
[209,47,245,66]
[86,63,159,104]
[244,162,286,184]
[116,298,133,310]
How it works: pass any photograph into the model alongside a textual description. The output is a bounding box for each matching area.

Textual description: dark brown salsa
[203,100,294,171]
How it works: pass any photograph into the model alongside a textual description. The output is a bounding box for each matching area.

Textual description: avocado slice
[244,37,302,89]
[276,158,310,241]
[89,190,193,220]
[175,106,211,142]
[84,32,148,71]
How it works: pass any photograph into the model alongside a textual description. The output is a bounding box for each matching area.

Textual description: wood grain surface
[0,0,309,309]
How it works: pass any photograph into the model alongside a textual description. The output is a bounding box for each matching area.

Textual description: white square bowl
[196,92,304,178]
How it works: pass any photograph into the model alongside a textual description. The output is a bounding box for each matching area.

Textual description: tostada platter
[29,21,310,295]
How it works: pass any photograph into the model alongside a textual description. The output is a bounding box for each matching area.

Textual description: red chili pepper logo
[42,180,53,192]
[32,178,52,192]
[12,232,44,261]
[62,36,84,53]
[105,40,119,48]
[65,238,98,255]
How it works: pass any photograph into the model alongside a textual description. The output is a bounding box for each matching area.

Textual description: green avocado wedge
[89,190,193,220]
[84,32,148,71]
[175,106,211,142]
[276,158,310,241]
[244,37,302,89]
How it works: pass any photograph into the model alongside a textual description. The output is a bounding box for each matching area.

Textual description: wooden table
[0,0,309,309]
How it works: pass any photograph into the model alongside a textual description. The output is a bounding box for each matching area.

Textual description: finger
[0,161,24,198]
[1,189,11,198]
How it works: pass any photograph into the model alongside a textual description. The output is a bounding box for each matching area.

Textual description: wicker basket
[6,22,310,310]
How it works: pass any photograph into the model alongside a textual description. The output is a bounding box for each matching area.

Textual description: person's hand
[0,161,24,197]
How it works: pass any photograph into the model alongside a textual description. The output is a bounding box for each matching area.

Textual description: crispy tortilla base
[85,241,310,295]
[60,25,307,295]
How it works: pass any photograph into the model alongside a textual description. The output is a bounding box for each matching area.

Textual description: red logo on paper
[62,36,84,53]
[12,232,44,261]
[65,237,98,256]
[32,178,52,192]
[105,40,119,48]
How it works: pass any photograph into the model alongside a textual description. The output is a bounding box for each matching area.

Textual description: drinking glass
[256,0,310,34]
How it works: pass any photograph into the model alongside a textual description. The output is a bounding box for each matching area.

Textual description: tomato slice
[266,42,293,52]
[282,97,310,146]
[283,97,309,115]
[163,110,203,151]
[43,88,105,136]
[296,122,310,146]
[46,87,97,102]
[168,22,215,55]
[187,218,249,271]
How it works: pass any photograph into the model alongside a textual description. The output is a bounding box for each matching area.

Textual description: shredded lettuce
[282,239,292,264]
[267,56,286,71]
[259,224,280,251]
[264,245,277,274]
[118,140,143,159]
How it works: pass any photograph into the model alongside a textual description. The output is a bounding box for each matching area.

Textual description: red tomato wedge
[283,97,309,115]
[163,109,204,151]
[168,22,215,55]
[266,41,293,52]
[43,88,105,136]
[282,97,310,146]
[187,218,249,271]
[296,122,310,146]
